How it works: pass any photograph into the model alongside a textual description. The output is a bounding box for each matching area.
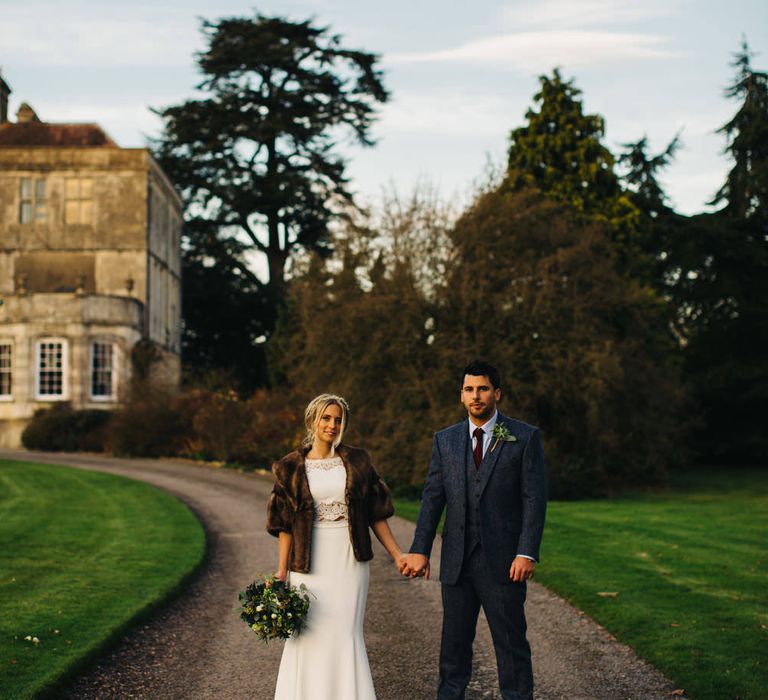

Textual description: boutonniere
[490,423,517,453]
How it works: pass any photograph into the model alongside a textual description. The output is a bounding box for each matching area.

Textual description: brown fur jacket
[266,443,395,573]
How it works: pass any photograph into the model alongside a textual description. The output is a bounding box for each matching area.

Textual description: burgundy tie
[473,427,484,468]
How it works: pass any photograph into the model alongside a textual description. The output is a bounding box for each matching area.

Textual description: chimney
[0,70,11,124]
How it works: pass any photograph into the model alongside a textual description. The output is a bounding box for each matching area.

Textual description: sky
[1,0,767,216]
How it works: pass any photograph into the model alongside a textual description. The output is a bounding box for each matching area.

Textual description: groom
[403,360,547,700]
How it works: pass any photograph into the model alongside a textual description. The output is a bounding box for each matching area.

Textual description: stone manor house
[0,71,182,447]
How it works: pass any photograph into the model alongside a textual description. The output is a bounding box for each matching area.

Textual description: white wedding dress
[274,456,376,700]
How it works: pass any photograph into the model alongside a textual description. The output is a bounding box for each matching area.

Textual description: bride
[267,393,408,700]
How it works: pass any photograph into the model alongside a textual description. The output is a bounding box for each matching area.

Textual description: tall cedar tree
[152,14,388,384]
[180,233,270,391]
[507,69,639,268]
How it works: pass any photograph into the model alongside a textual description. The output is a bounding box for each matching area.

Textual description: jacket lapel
[336,443,355,502]
[295,445,314,512]
[446,422,468,498]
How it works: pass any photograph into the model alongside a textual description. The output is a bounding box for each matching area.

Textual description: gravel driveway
[1,449,686,700]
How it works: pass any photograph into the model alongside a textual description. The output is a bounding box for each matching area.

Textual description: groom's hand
[509,556,535,582]
[401,553,430,580]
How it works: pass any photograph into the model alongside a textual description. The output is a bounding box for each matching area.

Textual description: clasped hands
[394,554,536,582]
[396,553,430,579]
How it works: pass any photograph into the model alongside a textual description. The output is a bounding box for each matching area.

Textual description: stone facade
[0,75,182,447]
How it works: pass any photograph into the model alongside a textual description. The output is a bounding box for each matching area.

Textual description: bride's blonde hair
[303,394,350,449]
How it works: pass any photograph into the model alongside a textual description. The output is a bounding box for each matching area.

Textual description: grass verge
[395,469,768,700]
[0,460,206,700]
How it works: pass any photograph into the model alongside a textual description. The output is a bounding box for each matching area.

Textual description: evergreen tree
[153,13,389,376]
[710,37,768,221]
[618,133,681,218]
[507,68,638,257]
[680,38,768,463]
[617,133,686,290]
[678,212,768,463]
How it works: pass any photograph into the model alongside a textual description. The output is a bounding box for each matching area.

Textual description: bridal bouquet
[238,575,311,643]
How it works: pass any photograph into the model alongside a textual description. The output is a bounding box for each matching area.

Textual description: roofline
[0,120,118,146]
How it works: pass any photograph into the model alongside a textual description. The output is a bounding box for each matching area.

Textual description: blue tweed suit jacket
[410,413,548,585]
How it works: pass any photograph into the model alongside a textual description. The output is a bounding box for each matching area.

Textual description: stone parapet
[0,292,143,329]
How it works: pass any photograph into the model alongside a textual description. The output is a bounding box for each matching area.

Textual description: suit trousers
[438,546,533,700]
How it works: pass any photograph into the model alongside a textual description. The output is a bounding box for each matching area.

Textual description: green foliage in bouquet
[238,575,311,643]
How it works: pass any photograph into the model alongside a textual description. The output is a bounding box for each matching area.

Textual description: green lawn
[395,469,768,700]
[0,461,206,700]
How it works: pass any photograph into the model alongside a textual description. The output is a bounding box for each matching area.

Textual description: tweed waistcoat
[464,436,483,560]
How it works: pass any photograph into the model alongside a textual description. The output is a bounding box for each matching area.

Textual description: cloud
[499,0,679,30]
[389,0,684,73]
[0,4,202,67]
[379,91,515,137]
[388,30,680,72]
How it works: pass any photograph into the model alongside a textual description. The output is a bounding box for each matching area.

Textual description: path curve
[1,449,686,700]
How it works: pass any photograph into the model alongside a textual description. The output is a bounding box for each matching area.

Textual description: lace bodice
[305,456,345,471]
[306,456,348,523]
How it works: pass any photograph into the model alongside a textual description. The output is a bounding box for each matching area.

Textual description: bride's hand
[395,554,412,576]
[276,569,288,582]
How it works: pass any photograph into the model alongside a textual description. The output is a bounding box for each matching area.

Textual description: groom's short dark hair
[462,360,501,390]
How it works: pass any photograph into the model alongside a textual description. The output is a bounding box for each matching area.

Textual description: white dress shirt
[468,411,535,563]
[468,410,498,458]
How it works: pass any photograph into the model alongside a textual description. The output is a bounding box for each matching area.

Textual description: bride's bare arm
[371,519,410,573]
[277,531,293,580]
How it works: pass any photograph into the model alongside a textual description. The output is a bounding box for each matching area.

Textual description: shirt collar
[468,410,498,437]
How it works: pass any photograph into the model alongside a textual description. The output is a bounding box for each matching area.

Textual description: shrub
[240,389,303,465]
[109,388,193,458]
[21,404,112,452]
[20,384,305,466]
[188,390,253,462]
[187,389,302,467]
